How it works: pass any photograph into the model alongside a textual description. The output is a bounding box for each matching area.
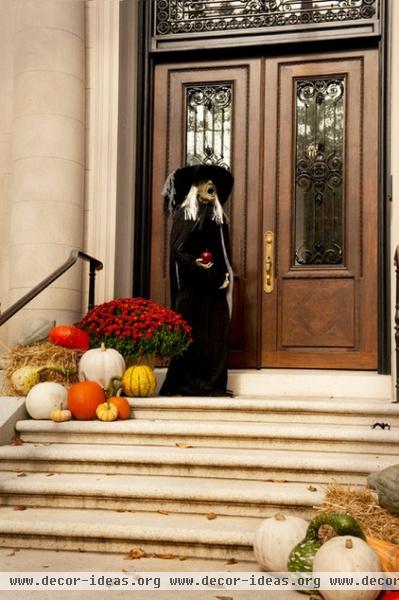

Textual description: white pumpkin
[25,382,68,419]
[78,343,125,389]
[253,512,308,572]
[313,536,382,600]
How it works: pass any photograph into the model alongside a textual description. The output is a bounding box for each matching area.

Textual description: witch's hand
[219,272,230,289]
[195,258,214,270]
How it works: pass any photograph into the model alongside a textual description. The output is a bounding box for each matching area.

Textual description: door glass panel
[294,77,345,266]
[185,83,232,169]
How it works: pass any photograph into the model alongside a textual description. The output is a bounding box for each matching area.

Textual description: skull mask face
[197,179,217,204]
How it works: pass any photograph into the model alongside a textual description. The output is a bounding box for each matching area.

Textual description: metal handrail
[0,250,103,328]
[394,246,399,403]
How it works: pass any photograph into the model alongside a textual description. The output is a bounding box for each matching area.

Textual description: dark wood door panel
[262,49,379,369]
[280,278,355,348]
[150,59,263,367]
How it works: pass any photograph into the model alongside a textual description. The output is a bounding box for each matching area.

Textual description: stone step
[129,396,399,425]
[0,506,258,560]
[16,419,399,453]
[0,471,324,519]
[0,443,395,484]
[224,370,392,399]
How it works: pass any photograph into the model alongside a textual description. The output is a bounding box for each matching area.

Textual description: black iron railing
[0,250,103,328]
[395,247,399,403]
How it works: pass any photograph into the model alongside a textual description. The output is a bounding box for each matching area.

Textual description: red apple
[200,250,213,264]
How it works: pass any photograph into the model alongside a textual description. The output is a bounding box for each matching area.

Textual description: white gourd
[253,513,308,572]
[25,382,68,419]
[313,536,382,600]
[78,343,125,389]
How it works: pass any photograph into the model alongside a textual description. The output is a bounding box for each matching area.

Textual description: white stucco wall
[0,0,86,348]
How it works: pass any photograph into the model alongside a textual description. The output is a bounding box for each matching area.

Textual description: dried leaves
[206,512,218,520]
[124,548,180,561]
[124,548,146,560]
[10,436,24,446]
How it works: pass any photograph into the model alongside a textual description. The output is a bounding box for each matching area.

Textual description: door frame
[131,0,391,373]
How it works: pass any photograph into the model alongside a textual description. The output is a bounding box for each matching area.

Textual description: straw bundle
[318,483,399,543]
[1,340,82,395]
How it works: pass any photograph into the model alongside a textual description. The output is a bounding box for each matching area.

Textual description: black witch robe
[160,203,233,397]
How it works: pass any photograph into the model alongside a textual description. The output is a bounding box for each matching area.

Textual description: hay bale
[317,483,399,543]
[1,340,82,396]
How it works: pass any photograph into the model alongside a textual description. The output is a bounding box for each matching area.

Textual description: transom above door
[150,50,379,369]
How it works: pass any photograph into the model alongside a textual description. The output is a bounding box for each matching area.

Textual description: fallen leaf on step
[10,436,24,446]
[307,485,318,492]
[16,473,27,477]
[155,553,175,560]
[115,509,127,513]
[158,509,169,515]
[215,596,233,600]
[46,473,57,477]
[179,557,188,561]
[175,442,192,448]
[6,550,16,557]
[206,512,217,520]
[124,548,146,560]
[225,558,237,565]
[264,479,286,483]
[13,506,27,511]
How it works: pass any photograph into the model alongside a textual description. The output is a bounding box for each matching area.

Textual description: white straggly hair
[181,184,225,224]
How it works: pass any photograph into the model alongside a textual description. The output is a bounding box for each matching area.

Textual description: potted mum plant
[75,297,192,366]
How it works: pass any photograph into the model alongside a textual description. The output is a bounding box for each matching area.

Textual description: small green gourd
[305,512,366,543]
[287,512,365,580]
[287,538,322,573]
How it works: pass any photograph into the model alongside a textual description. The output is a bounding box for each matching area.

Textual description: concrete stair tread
[132,395,398,414]
[15,418,399,442]
[0,471,325,506]
[0,441,396,471]
[0,506,258,545]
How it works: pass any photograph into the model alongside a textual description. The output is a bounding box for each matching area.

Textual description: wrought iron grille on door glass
[294,77,345,266]
[155,1,378,37]
[185,83,232,169]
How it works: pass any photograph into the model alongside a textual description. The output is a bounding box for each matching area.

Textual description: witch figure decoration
[160,162,234,397]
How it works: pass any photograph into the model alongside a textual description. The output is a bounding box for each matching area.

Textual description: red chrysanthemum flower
[75,297,192,360]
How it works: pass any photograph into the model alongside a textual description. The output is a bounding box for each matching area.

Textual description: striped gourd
[122,365,157,397]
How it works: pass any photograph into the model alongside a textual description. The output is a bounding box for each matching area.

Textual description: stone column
[8,0,85,344]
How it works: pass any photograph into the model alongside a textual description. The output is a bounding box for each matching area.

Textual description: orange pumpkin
[366,536,399,572]
[50,325,90,351]
[109,396,131,420]
[67,381,104,420]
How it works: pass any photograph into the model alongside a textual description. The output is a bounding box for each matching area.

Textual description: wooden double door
[150,49,379,369]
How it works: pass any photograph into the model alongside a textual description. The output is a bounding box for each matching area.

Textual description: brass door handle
[264,231,274,293]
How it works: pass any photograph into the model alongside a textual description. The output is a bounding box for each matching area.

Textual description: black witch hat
[162,162,234,212]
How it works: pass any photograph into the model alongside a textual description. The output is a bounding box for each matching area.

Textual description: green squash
[305,512,365,543]
[287,538,322,573]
